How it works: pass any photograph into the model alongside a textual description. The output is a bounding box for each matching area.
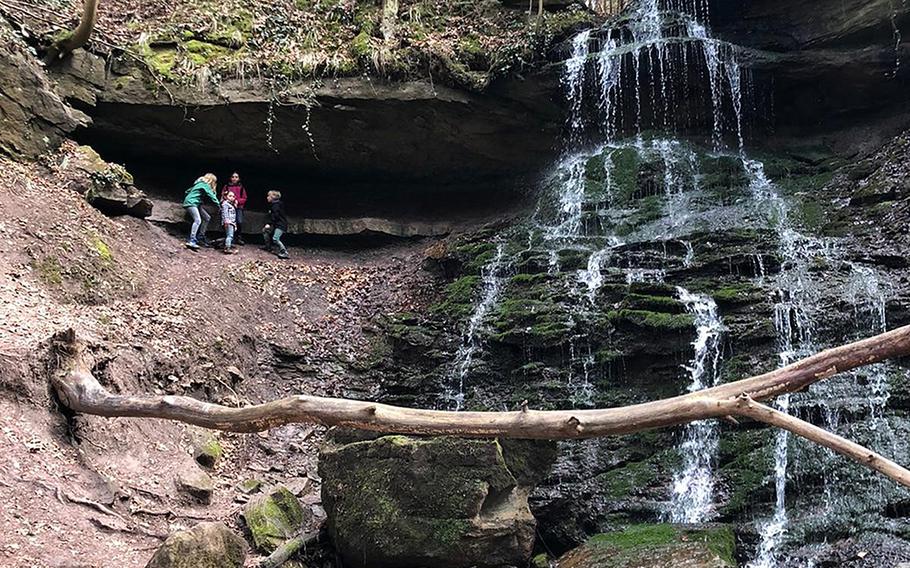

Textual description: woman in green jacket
[183,173,219,249]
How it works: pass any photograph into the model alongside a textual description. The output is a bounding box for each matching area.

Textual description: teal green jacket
[182,180,219,208]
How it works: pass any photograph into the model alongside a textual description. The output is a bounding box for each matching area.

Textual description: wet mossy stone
[242,486,307,553]
[145,521,246,568]
[557,524,736,568]
[319,435,557,568]
[193,435,223,469]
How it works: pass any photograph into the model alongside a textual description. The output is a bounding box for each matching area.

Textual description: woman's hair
[197,173,217,188]
[267,190,282,200]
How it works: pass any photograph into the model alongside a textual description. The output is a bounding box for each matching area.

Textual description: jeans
[225,224,235,248]
[263,226,288,254]
[186,205,210,243]
[235,208,244,235]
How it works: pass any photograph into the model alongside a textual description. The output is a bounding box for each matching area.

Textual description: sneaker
[223,247,238,255]
[199,240,212,248]
[260,246,272,252]
[235,238,246,246]
[277,251,290,259]
[185,241,199,250]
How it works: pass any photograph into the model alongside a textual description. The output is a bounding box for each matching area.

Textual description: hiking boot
[185,241,200,250]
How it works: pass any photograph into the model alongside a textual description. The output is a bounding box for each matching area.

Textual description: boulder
[175,469,215,504]
[0,20,88,159]
[242,485,308,553]
[59,145,153,218]
[145,521,246,568]
[319,434,557,568]
[190,431,223,469]
[556,524,736,568]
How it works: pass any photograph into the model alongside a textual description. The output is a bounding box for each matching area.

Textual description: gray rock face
[319,434,556,568]
[145,521,246,568]
[59,144,153,218]
[147,197,450,238]
[0,21,88,159]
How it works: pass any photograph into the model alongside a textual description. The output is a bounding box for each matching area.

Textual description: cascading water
[540,0,902,563]
[667,288,725,523]
[442,242,507,411]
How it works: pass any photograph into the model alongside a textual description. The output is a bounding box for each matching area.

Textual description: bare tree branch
[47,325,910,488]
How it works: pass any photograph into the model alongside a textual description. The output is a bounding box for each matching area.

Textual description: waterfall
[667,288,725,523]
[443,243,507,410]
[552,4,899,562]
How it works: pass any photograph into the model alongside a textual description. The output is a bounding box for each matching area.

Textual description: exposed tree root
[48,326,910,487]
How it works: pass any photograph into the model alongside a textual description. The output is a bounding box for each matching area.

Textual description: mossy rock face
[557,524,736,568]
[320,435,556,568]
[145,521,246,568]
[242,486,307,553]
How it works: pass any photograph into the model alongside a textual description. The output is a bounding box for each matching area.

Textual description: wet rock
[145,521,246,568]
[0,20,88,159]
[176,469,215,504]
[319,435,556,568]
[557,524,736,568]
[242,485,308,553]
[60,144,153,218]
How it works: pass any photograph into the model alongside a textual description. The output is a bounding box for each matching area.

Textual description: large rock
[58,144,153,218]
[319,434,557,568]
[0,19,88,159]
[556,524,736,568]
[145,521,246,568]
[242,485,308,553]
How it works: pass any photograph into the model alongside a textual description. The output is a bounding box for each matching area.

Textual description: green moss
[431,275,481,319]
[183,39,233,65]
[243,486,305,553]
[457,35,483,57]
[597,461,657,499]
[351,31,371,58]
[610,147,640,205]
[712,282,763,306]
[532,553,550,568]
[92,236,113,265]
[139,44,178,78]
[607,309,694,331]
[33,257,63,286]
[586,524,737,566]
[589,524,679,550]
[621,293,684,313]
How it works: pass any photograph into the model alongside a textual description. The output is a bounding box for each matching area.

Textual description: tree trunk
[49,0,100,60]
[49,324,910,488]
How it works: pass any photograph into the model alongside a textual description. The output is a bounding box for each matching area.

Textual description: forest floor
[0,152,440,567]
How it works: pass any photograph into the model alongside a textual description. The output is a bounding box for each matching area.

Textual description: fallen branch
[260,530,320,568]
[49,325,910,437]
[48,326,910,488]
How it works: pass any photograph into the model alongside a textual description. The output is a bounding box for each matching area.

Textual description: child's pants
[263,226,288,255]
[225,224,235,248]
[186,206,210,243]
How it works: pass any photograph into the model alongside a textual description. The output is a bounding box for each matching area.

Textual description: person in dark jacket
[262,190,289,259]
[182,173,219,249]
[222,172,248,245]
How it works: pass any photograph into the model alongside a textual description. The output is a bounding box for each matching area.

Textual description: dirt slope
[0,149,437,567]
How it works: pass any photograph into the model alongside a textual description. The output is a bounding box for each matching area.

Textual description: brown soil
[0,152,440,567]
